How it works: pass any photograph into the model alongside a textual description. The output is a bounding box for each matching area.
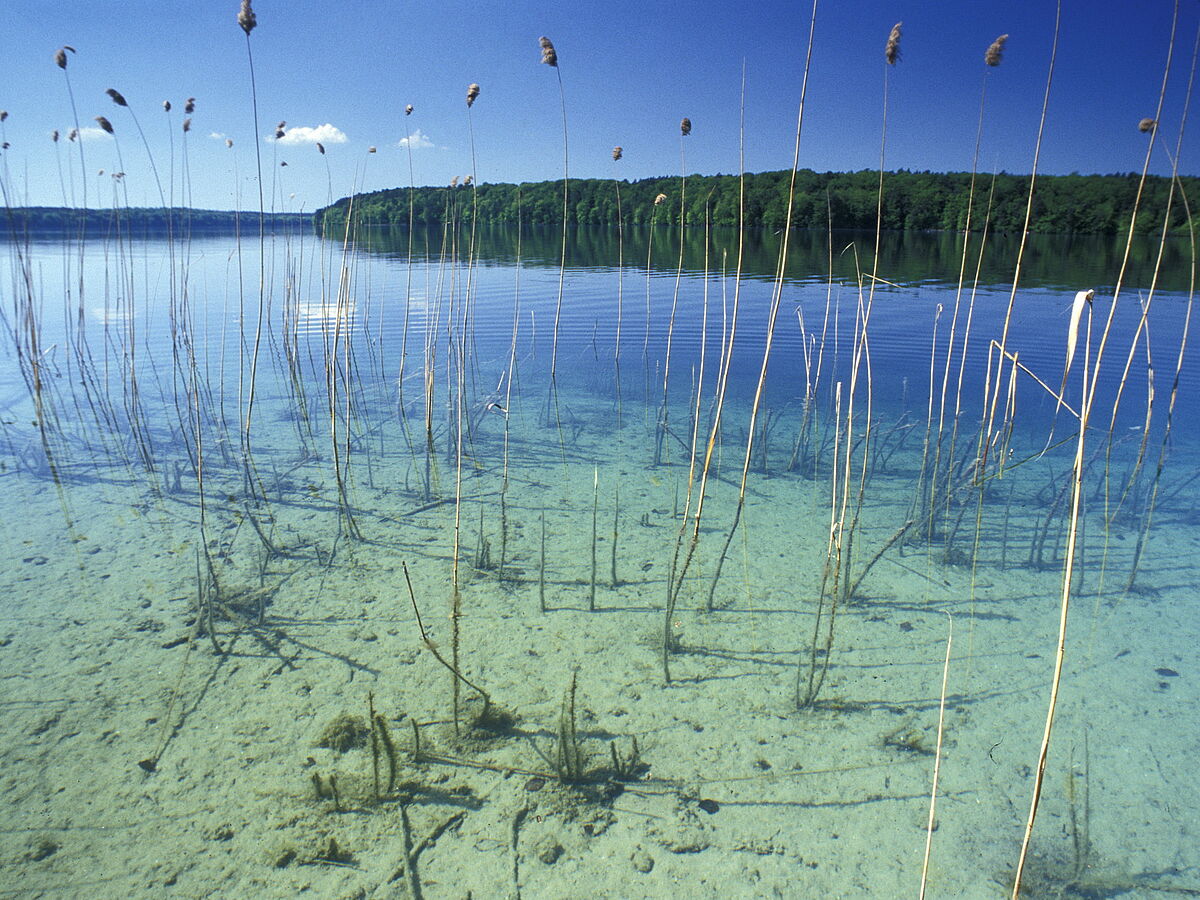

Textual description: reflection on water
[0,225,1197,898]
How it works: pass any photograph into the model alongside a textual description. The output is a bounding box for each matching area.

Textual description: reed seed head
[275,121,286,139]
[182,117,191,133]
[55,46,75,69]
[185,97,196,114]
[316,142,325,154]
[94,116,114,135]
[106,88,128,107]
[1138,117,1157,133]
[885,22,903,65]
[0,111,7,122]
[985,34,1008,67]
[466,83,481,107]
[612,146,622,161]
[451,175,460,187]
[654,192,667,206]
[238,0,257,35]
[68,128,78,142]
[464,174,473,185]
[163,100,171,112]
[225,138,233,148]
[680,117,692,136]
[368,146,376,153]
[1,142,8,151]
[51,129,60,142]
[539,36,558,67]
[405,104,414,116]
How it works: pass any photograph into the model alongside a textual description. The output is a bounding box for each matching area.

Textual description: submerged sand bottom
[1,379,1198,899]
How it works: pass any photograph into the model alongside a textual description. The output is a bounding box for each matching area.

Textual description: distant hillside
[317,169,1196,236]
[1,206,311,238]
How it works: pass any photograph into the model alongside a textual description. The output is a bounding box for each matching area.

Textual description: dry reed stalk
[590,468,599,610]
[668,63,750,622]
[928,35,1007,540]
[654,114,692,467]
[981,9,1060,482]
[919,612,954,899]
[538,37,570,383]
[703,4,817,617]
[1013,8,1179,889]
[1123,34,1198,594]
[662,205,713,670]
[612,147,625,419]
[797,381,844,707]
[1012,298,1093,898]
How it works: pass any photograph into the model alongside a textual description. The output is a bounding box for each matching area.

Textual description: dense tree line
[3,206,309,239]
[318,169,1195,236]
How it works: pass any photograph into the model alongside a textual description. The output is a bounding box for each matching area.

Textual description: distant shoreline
[1,206,312,238]
[317,168,1196,237]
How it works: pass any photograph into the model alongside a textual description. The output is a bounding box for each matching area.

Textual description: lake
[1,222,1197,897]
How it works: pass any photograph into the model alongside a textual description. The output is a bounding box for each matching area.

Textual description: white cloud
[77,127,113,142]
[208,131,226,140]
[397,129,434,150]
[274,123,348,145]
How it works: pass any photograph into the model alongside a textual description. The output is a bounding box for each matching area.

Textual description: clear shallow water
[1,225,1197,897]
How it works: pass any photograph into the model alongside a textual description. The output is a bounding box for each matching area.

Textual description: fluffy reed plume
[106,88,128,107]
[450,175,459,187]
[612,145,622,161]
[0,110,7,122]
[95,116,114,135]
[405,104,414,115]
[680,117,691,136]
[316,141,325,154]
[985,33,1008,66]
[68,128,78,141]
[539,35,558,66]
[162,100,171,112]
[183,117,192,133]
[368,145,376,153]
[885,22,903,65]
[55,45,75,69]
[238,0,257,34]
[463,173,473,185]
[654,192,667,205]
[51,129,59,142]
[466,83,481,107]
[225,137,233,148]
[274,121,285,139]
[1138,117,1157,132]
[185,97,196,114]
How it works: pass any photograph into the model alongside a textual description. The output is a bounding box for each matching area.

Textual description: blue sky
[0,1,1196,212]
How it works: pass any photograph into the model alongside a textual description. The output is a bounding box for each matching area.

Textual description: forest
[317,168,1194,236]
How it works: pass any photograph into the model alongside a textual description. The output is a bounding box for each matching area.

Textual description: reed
[539,37,570,382]
[653,116,692,468]
[589,467,598,611]
[919,613,954,900]
[1013,6,1179,892]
